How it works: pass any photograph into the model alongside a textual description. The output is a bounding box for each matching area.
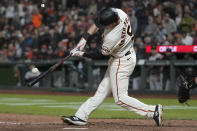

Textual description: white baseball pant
[75,50,156,121]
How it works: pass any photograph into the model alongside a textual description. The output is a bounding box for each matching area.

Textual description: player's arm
[87,24,99,35]
[101,37,120,56]
[71,24,99,54]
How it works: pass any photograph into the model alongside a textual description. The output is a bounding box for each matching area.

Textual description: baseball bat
[27,54,72,87]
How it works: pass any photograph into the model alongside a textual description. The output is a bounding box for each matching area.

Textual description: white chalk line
[0,122,21,125]
[0,122,88,130]
[0,121,62,125]
[63,127,88,130]
[0,98,197,110]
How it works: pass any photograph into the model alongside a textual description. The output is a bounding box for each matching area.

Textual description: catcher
[177,67,197,103]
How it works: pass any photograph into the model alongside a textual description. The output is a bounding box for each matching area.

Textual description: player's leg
[110,53,162,126]
[62,66,111,125]
[75,69,111,120]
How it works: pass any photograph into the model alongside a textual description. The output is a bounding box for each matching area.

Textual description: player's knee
[114,95,126,106]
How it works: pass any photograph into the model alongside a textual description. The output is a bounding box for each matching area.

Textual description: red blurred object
[146,45,197,53]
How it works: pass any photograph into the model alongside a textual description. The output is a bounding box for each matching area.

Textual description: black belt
[111,51,131,58]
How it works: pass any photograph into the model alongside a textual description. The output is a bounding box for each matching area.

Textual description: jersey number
[127,25,133,36]
[127,25,134,41]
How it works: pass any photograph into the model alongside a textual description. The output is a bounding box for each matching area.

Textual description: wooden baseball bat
[27,54,72,87]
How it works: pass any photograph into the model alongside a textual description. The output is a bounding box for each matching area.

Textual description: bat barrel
[27,54,71,87]
[27,69,51,87]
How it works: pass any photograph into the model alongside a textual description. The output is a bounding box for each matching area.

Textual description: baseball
[32,67,39,73]
[41,3,45,7]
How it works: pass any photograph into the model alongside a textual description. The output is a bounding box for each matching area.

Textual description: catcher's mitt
[177,74,190,103]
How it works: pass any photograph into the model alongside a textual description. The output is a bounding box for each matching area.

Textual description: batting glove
[71,50,84,57]
[70,47,78,54]
[75,38,87,51]
[70,38,87,54]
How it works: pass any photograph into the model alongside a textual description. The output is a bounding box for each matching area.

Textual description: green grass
[0,94,197,120]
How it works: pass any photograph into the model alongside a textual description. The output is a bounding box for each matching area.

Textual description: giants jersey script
[101,8,134,57]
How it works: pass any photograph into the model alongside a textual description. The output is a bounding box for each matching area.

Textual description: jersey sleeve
[101,38,117,55]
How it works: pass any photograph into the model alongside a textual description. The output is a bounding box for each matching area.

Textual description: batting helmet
[97,8,119,26]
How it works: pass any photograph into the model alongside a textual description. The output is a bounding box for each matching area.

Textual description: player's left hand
[70,47,78,54]
[71,50,84,57]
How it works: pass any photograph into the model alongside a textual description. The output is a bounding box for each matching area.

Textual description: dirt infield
[0,114,196,131]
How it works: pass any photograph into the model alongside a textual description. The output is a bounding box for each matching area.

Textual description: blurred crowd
[0,0,197,62]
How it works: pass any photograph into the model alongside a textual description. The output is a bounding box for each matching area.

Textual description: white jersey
[74,8,159,124]
[101,8,134,58]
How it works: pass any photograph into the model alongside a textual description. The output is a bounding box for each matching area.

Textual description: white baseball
[32,68,39,73]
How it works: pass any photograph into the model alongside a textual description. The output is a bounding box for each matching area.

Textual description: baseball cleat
[153,104,163,126]
[61,116,87,126]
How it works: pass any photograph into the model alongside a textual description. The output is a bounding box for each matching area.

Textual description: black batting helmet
[97,8,119,26]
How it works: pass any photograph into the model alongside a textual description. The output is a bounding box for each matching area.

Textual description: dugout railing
[0,59,196,93]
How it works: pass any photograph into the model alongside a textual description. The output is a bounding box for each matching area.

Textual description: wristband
[82,32,91,41]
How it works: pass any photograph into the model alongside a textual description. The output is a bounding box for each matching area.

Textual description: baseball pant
[75,50,156,121]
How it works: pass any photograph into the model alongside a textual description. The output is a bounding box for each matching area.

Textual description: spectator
[47,46,55,59]
[193,31,197,45]
[163,34,174,45]
[13,65,22,87]
[135,3,148,36]
[128,7,137,34]
[5,1,15,19]
[162,1,175,19]
[48,28,62,50]
[155,23,167,45]
[134,37,146,59]
[148,46,163,90]
[32,9,43,28]
[181,33,193,45]
[25,64,40,87]
[21,32,34,51]
[180,12,195,34]
[88,0,97,15]
[144,16,157,38]
[162,48,176,90]
[7,43,16,62]
[38,44,48,60]
[162,13,177,35]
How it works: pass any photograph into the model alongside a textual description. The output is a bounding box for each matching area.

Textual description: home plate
[63,127,88,130]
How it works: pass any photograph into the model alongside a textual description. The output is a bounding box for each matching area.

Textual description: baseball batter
[62,8,163,126]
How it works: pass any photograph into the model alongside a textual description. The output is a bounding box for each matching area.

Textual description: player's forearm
[74,24,99,51]
[82,24,99,41]
[83,52,106,59]
[83,49,107,59]
[87,24,99,35]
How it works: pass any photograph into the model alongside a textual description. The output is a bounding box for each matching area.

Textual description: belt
[111,50,131,58]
